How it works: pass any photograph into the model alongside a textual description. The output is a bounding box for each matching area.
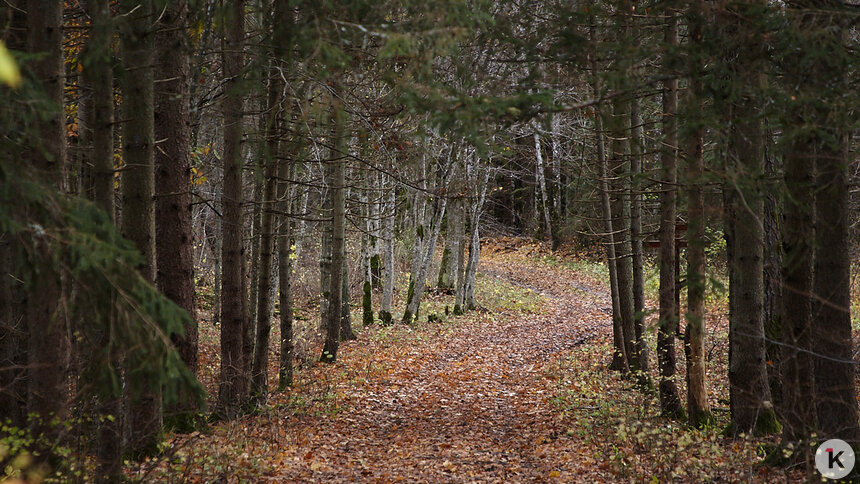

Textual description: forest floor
[133,238,806,483]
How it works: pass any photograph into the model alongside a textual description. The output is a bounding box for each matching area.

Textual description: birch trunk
[462,166,490,311]
[534,132,553,247]
[380,173,396,324]
[402,160,452,324]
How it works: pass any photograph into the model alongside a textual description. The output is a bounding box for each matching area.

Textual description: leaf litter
[136,237,803,483]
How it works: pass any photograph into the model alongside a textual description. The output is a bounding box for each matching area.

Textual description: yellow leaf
[549,470,561,478]
[0,41,21,88]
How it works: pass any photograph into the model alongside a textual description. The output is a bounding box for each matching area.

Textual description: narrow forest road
[151,241,793,483]
[260,246,615,483]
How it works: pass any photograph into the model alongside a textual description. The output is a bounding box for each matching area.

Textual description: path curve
[270,252,614,482]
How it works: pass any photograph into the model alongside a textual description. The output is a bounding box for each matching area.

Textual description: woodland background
[0,0,859,481]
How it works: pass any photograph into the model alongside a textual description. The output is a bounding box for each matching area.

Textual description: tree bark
[807,2,858,445]
[88,0,114,221]
[120,0,161,454]
[380,171,396,324]
[321,91,346,362]
[719,1,777,435]
[462,164,490,311]
[402,159,452,324]
[84,0,120,477]
[24,0,70,457]
[250,66,283,405]
[682,2,712,428]
[217,0,248,418]
[155,0,198,401]
[534,132,553,247]
[595,108,627,374]
[656,5,684,419]
[628,47,648,376]
[277,160,294,390]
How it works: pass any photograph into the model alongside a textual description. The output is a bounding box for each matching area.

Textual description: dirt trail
[265,250,614,482]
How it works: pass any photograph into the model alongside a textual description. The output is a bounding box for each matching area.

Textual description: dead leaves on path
[135,237,800,483]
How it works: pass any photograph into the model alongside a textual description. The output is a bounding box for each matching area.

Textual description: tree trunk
[321,91,346,363]
[609,95,640,377]
[682,4,712,428]
[656,6,683,419]
[87,0,114,221]
[780,125,815,444]
[24,1,70,458]
[217,0,247,419]
[154,0,198,413]
[719,1,777,436]
[629,65,648,377]
[534,132,553,248]
[340,262,355,340]
[319,191,332,332]
[380,172,396,324]
[812,134,858,444]
[250,66,283,405]
[402,160,452,324]
[595,108,627,374]
[808,5,857,444]
[762,134,783,418]
[120,0,161,454]
[87,1,118,478]
[462,164,490,311]
[277,160,294,390]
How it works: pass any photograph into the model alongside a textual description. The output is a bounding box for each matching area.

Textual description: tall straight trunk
[86,1,118,478]
[402,197,447,323]
[294,180,308,262]
[609,97,640,376]
[656,6,683,419]
[24,0,69,458]
[808,5,857,444]
[551,112,562,229]
[682,3,712,428]
[437,223,454,289]
[248,173,263,354]
[402,160,452,324]
[88,0,114,221]
[217,0,247,419]
[277,160,294,390]
[762,134,783,416]
[340,262,355,340]
[534,132,553,247]
[780,129,815,444]
[812,135,858,444]
[596,109,627,373]
[720,1,777,435]
[321,92,346,363]
[319,191,332,332]
[250,69,284,405]
[120,0,161,454]
[451,198,466,312]
[409,155,429,286]
[462,165,490,311]
[629,100,648,374]
[608,1,639,377]
[27,0,66,190]
[154,0,198,396]
[380,173,396,324]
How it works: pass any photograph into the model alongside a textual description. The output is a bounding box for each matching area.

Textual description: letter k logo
[828,448,845,469]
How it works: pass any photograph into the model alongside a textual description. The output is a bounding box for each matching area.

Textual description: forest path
[258,244,614,483]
